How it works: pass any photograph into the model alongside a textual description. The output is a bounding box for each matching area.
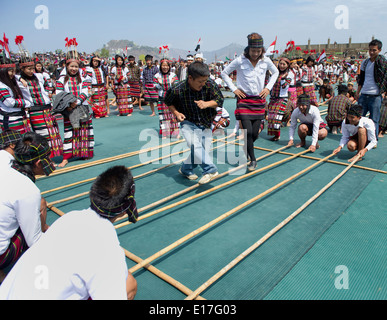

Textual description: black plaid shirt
[164,78,224,128]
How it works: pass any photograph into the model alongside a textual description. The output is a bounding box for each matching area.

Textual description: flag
[317,49,326,63]
[2,33,10,59]
[265,36,277,56]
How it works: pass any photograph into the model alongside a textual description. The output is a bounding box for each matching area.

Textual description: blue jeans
[180,120,217,175]
[358,94,382,137]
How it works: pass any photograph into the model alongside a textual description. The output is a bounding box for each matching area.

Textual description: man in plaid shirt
[165,62,224,184]
[326,85,352,134]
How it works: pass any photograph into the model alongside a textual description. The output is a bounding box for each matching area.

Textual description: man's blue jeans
[358,94,382,137]
[179,120,217,176]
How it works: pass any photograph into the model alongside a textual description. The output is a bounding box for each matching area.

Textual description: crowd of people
[0,32,386,299]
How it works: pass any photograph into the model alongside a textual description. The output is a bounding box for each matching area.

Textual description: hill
[100,40,245,63]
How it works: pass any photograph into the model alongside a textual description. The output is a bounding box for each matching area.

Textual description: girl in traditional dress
[55,51,94,167]
[282,59,301,125]
[87,56,109,118]
[18,61,63,158]
[301,56,319,106]
[0,60,31,134]
[153,59,179,138]
[110,55,133,116]
[142,55,159,116]
[267,57,292,141]
[221,33,279,171]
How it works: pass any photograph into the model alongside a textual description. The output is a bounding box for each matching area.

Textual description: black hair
[243,46,266,61]
[115,55,125,67]
[90,56,101,68]
[145,55,153,61]
[159,59,171,75]
[12,132,49,180]
[369,39,382,50]
[338,84,348,95]
[90,166,134,213]
[0,66,23,99]
[305,56,315,65]
[188,61,210,79]
[128,55,135,61]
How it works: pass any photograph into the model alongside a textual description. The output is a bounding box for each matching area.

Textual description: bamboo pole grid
[42,131,384,300]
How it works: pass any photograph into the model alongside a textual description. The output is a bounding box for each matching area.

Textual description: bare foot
[57,159,68,168]
[378,133,384,138]
[296,140,306,148]
[237,134,244,140]
[139,107,144,110]
[150,113,156,117]
[229,132,237,137]
[127,114,132,117]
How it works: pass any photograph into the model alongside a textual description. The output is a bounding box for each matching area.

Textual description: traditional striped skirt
[0,228,28,270]
[302,84,319,106]
[143,83,158,103]
[157,100,179,138]
[28,105,63,158]
[63,115,94,160]
[91,85,108,118]
[283,87,298,124]
[114,83,133,115]
[267,97,288,137]
[0,110,31,134]
[128,80,141,98]
[235,96,266,120]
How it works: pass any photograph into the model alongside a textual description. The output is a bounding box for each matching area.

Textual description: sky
[1,0,387,55]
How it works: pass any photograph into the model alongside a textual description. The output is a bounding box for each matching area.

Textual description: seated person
[319,78,334,103]
[333,104,377,162]
[287,94,328,152]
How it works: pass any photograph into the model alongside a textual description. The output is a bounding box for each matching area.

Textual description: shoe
[178,168,198,180]
[247,161,257,172]
[198,171,219,185]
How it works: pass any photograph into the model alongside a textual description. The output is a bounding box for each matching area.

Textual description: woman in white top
[221,33,279,171]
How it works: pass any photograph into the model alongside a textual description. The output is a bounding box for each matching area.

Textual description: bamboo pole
[232,142,386,174]
[42,136,228,196]
[37,139,185,179]
[48,206,205,300]
[45,137,232,207]
[115,148,309,230]
[113,144,290,224]
[128,150,331,274]
[185,153,361,300]
[122,248,206,300]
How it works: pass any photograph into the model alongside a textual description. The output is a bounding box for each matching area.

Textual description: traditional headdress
[297,94,311,114]
[347,104,363,118]
[247,33,264,48]
[0,129,22,150]
[65,37,79,64]
[13,138,55,177]
[90,176,138,223]
[0,33,15,69]
[14,35,34,67]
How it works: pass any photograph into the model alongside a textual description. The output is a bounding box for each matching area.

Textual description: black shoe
[247,161,257,172]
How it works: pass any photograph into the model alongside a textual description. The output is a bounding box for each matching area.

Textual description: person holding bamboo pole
[287,94,328,152]
[333,104,377,162]
[0,165,138,300]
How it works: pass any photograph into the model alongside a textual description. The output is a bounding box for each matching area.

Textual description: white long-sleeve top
[17,73,51,106]
[289,105,324,146]
[0,208,128,300]
[221,55,279,95]
[0,167,43,255]
[339,117,377,151]
[0,81,32,113]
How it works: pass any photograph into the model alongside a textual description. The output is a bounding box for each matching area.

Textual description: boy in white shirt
[333,104,377,162]
[287,94,328,152]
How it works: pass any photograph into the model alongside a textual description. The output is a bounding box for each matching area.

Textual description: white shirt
[17,73,51,106]
[360,60,380,95]
[0,208,128,300]
[0,149,14,168]
[221,55,279,95]
[289,105,324,146]
[0,167,42,255]
[0,81,32,113]
[339,117,377,151]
